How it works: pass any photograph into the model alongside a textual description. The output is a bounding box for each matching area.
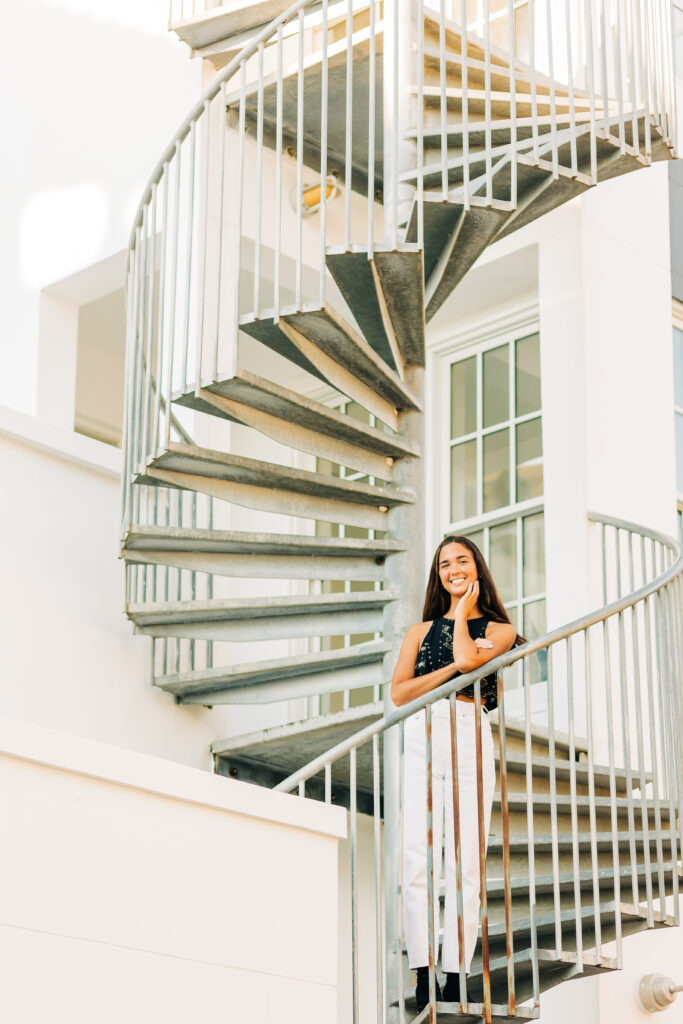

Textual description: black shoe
[442,972,461,1003]
[415,966,442,1012]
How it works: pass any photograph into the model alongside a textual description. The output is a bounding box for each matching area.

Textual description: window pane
[451,440,477,522]
[503,604,522,689]
[675,328,683,407]
[483,428,510,512]
[523,512,545,596]
[459,528,484,555]
[489,520,517,605]
[451,357,477,439]
[516,417,543,501]
[677,413,683,491]
[483,344,509,428]
[346,401,371,425]
[516,333,541,416]
[523,599,547,685]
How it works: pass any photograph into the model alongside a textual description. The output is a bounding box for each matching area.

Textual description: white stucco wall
[0,714,345,1024]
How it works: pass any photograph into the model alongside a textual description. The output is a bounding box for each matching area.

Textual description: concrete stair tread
[492,791,675,818]
[496,752,650,792]
[488,831,677,854]
[464,946,618,1004]
[139,442,414,506]
[326,246,425,369]
[128,589,395,627]
[155,640,390,704]
[239,304,421,414]
[122,525,404,558]
[172,368,418,460]
[479,862,682,901]
[212,704,385,785]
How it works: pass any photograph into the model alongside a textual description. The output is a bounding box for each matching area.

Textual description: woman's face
[437,541,478,600]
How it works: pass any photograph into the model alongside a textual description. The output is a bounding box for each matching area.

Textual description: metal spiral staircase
[122,1,683,1020]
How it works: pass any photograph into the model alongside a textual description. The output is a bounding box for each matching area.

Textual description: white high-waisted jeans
[402,698,496,973]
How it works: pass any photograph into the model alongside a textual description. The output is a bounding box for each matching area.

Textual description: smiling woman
[391,535,521,1012]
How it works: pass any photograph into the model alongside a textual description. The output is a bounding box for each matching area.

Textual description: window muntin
[447,328,545,690]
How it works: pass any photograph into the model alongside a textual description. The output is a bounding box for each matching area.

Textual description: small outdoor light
[290,173,341,216]
[639,974,683,1013]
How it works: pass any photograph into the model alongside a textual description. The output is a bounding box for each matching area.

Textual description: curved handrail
[274,510,682,791]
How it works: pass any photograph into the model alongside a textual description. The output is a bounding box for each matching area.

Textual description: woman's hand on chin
[454,580,479,619]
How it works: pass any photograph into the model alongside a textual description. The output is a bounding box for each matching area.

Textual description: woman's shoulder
[406,620,434,643]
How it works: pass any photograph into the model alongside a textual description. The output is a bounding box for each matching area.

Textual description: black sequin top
[414,616,499,712]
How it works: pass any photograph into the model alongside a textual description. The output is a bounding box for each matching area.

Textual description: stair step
[481,862,681,902]
[155,640,390,704]
[493,791,675,824]
[326,246,425,370]
[128,589,395,642]
[139,442,414,530]
[212,704,384,786]
[239,304,421,430]
[173,368,418,481]
[122,526,404,581]
[406,194,511,321]
[496,753,649,794]
[488,830,677,856]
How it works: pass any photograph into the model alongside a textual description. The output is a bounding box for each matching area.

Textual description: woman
[391,535,521,1011]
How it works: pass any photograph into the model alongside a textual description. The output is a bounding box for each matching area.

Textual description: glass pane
[346,401,371,424]
[451,357,477,439]
[451,440,477,522]
[350,686,376,707]
[523,599,547,685]
[503,604,522,690]
[523,512,545,596]
[483,428,510,512]
[516,333,541,416]
[516,417,543,501]
[677,413,683,491]
[460,528,484,555]
[483,344,509,428]
[489,520,517,605]
[346,524,370,540]
[675,328,683,407]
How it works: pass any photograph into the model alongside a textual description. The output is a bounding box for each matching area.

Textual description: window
[445,327,545,688]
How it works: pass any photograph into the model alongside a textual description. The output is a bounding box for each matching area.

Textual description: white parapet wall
[0,715,346,1024]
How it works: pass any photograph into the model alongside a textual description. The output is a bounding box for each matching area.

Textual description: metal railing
[122,0,677,704]
[275,512,683,1023]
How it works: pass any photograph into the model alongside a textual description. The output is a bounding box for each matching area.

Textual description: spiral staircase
[121,1,683,1020]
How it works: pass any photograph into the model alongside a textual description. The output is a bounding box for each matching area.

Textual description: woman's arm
[452,583,517,672]
[390,622,461,707]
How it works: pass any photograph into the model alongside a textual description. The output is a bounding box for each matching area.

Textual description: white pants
[402,699,496,973]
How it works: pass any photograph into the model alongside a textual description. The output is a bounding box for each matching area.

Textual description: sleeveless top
[413,616,499,712]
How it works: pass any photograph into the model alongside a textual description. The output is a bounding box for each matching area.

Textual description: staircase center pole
[383,0,420,245]
[383,367,426,1018]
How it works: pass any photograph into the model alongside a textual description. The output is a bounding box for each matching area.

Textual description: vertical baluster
[627,0,639,153]
[320,0,329,308]
[206,495,213,669]
[425,705,437,1021]
[496,677,515,1015]
[390,0,399,248]
[398,720,407,1023]
[584,627,603,958]
[584,0,598,182]
[180,120,196,392]
[643,584,666,917]
[344,0,353,250]
[523,657,539,1010]
[324,763,331,803]
[546,0,559,179]
[627,536,654,925]
[474,678,491,1024]
[212,81,227,383]
[654,587,681,926]
[132,210,150,532]
[526,0,538,165]
[613,0,626,150]
[460,0,469,212]
[637,0,651,158]
[153,166,170,456]
[164,144,182,449]
[617,603,640,908]
[563,0,578,175]
[565,636,583,969]
[373,733,384,1022]
[546,643,562,959]
[602,614,623,967]
[507,0,516,207]
[195,99,211,392]
[484,0,493,202]
[254,44,265,318]
[448,693,468,1012]
[599,0,610,138]
[274,27,284,325]
[296,12,305,307]
[350,747,359,1024]
[439,0,449,198]
[368,0,377,253]
[140,183,157,468]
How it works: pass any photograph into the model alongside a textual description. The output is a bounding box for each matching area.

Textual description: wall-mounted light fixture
[290,174,342,216]
[639,974,683,1013]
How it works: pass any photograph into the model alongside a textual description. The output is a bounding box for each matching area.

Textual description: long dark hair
[422,534,525,646]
